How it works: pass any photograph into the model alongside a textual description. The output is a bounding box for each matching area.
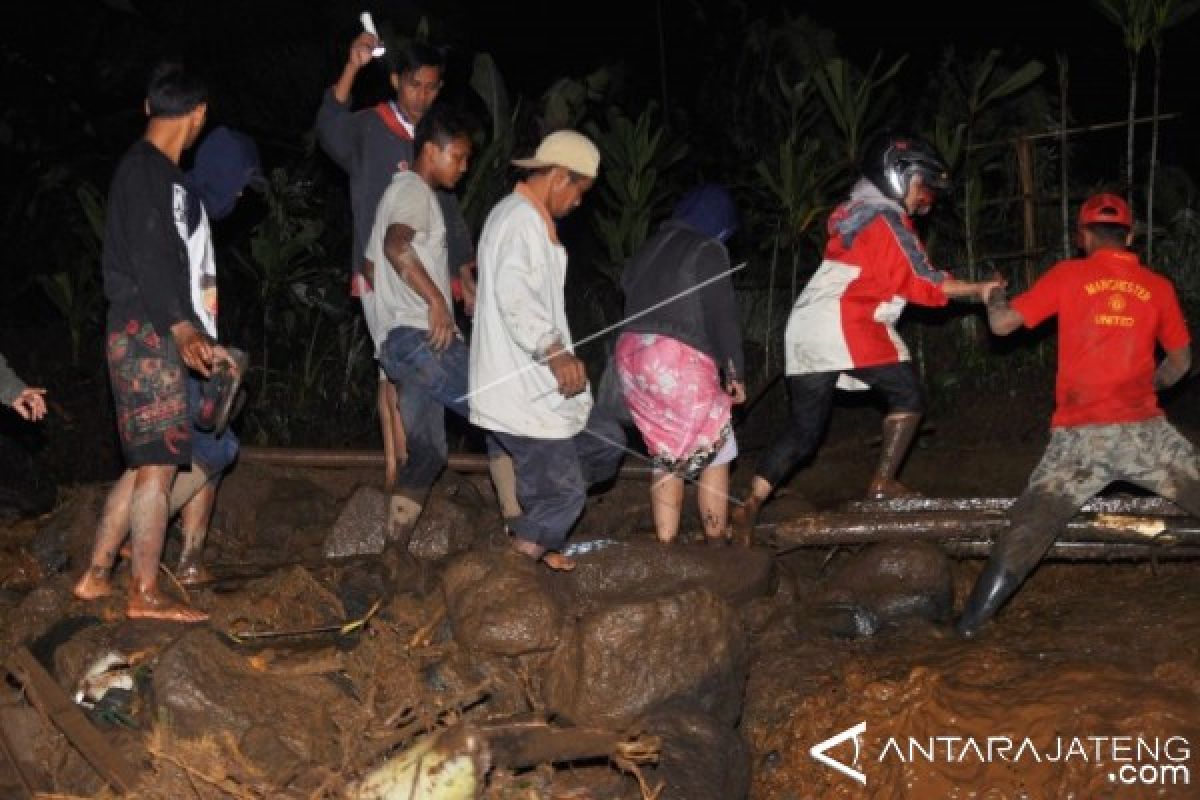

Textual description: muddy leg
[650,471,685,544]
[126,465,208,623]
[73,469,138,600]
[176,471,216,586]
[730,476,772,546]
[488,451,522,522]
[696,462,731,542]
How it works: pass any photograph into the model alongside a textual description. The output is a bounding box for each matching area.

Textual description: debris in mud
[1,459,1197,799]
[351,724,491,800]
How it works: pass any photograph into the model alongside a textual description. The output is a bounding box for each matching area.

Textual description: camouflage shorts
[1025,416,1200,505]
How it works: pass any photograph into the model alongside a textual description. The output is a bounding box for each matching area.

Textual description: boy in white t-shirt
[364,103,474,547]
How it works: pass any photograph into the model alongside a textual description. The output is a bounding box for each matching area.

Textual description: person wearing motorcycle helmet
[731,130,1002,544]
[956,192,1197,638]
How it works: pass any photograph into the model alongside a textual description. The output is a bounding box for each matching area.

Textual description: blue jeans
[490,432,587,551]
[380,326,471,492]
[576,359,629,485]
[489,370,632,551]
[186,375,239,475]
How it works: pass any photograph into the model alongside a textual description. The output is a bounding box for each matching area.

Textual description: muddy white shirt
[469,190,593,439]
[365,171,450,355]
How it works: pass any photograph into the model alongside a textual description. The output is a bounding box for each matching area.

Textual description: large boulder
[152,628,348,765]
[409,480,486,561]
[27,486,105,576]
[543,587,746,727]
[442,551,564,657]
[814,541,954,636]
[549,539,773,612]
[637,706,751,800]
[323,485,387,558]
[324,478,485,561]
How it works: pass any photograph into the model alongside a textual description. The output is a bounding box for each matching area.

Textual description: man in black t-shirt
[72,62,236,623]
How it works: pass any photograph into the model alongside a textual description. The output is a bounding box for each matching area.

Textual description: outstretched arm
[983,285,1025,336]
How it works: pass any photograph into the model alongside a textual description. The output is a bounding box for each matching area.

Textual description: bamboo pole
[968,112,1180,150]
[240,446,656,477]
[1015,137,1038,287]
[763,510,1200,548]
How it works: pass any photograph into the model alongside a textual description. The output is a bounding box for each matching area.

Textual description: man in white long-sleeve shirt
[469,131,600,570]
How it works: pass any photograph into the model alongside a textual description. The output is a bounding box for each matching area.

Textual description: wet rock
[335,560,395,619]
[206,566,345,635]
[551,539,772,612]
[323,485,387,558]
[152,628,346,764]
[0,547,42,592]
[544,587,746,727]
[27,486,104,575]
[5,583,71,650]
[637,706,751,800]
[409,483,484,561]
[239,725,305,786]
[443,551,563,656]
[0,705,53,789]
[816,541,954,635]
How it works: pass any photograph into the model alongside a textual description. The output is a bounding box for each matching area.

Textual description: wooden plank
[4,647,139,794]
[0,711,37,799]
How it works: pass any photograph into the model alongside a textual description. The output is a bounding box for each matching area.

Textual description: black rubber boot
[955,558,1023,639]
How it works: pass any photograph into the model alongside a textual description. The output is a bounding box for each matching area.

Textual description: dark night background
[2,0,1199,499]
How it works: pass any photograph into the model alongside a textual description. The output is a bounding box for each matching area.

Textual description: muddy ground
[0,381,1198,799]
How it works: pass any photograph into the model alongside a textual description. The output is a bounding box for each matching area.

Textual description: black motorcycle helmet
[861,130,950,213]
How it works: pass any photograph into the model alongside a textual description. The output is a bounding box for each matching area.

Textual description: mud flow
[0,427,1197,799]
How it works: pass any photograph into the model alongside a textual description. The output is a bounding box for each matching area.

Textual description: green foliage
[541,67,612,133]
[36,182,106,366]
[586,104,687,282]
[460,53,519,235]
[811,53,908,164]
[232,167,326,376]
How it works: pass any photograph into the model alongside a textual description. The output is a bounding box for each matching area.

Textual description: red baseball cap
[1079,193,1133,227]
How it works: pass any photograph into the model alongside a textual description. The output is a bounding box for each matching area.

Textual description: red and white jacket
[784,179,949,379]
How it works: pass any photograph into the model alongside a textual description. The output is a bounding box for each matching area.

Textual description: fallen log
[843,496,1188,516]
[241,447,655,478]
[941,540,1200,561]
[4,647,140,795]
[764,510,1200,553]
[480,720,660,769]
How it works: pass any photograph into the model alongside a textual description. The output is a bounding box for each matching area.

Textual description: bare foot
[126,588,208,623]
[541,551,576,571]
[176,561,215,587]
[73,566,114,600]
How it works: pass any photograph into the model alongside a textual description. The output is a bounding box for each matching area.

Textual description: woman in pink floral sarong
[615,185,744,543]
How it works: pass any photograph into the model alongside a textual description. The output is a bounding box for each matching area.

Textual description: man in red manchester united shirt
[957,193,1198,637]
